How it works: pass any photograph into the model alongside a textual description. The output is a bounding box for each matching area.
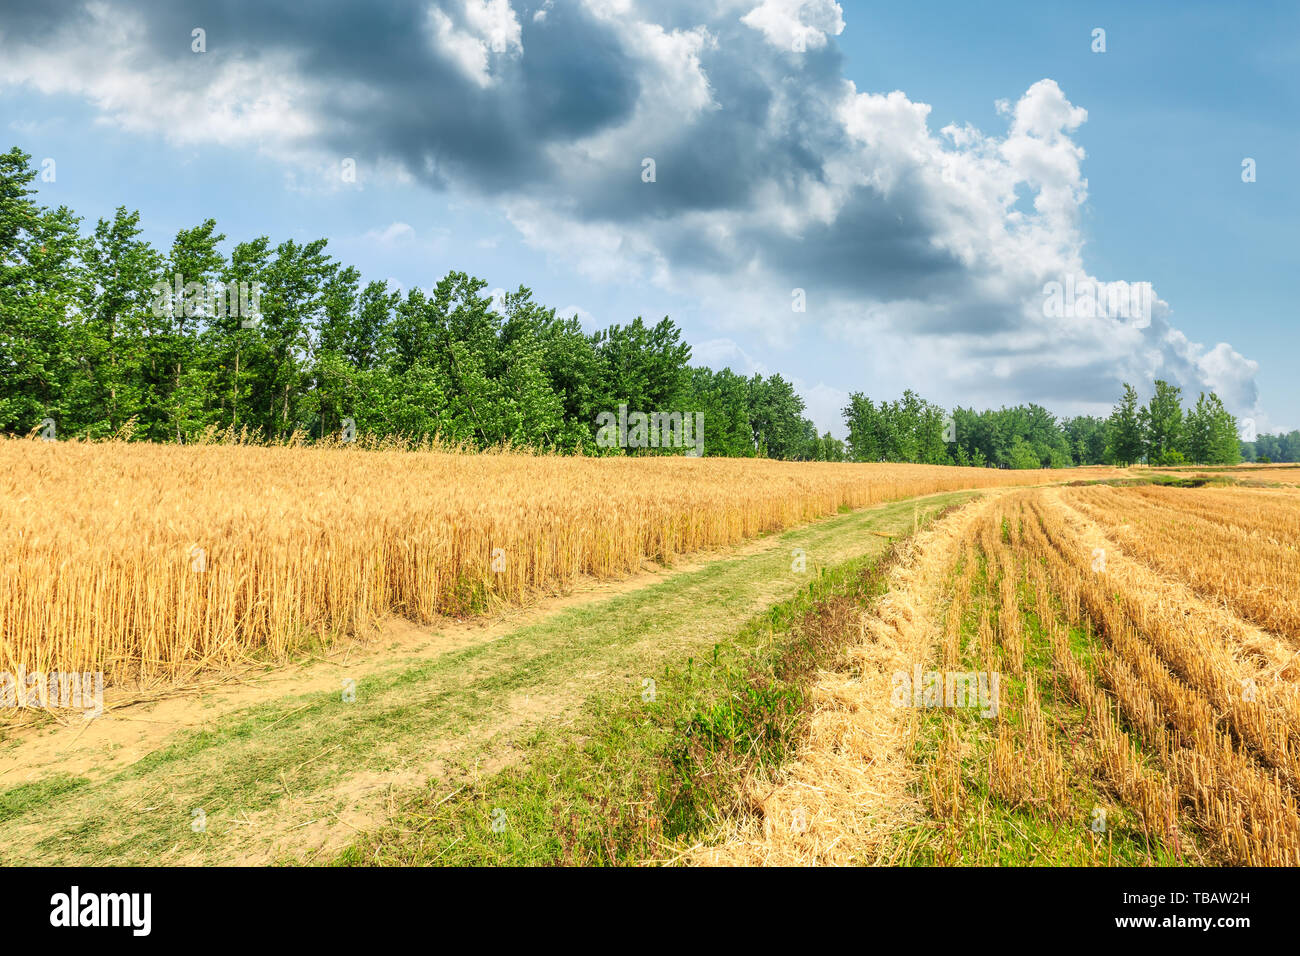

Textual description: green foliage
[1241,430,1300,462]
[947,403,1074,469]
[1101,382,1239,466]
[0,148,815,458]
[684,366,755,457]
[1064,414,1107,465]
[1237,424,1300,464]
[843,389,948,463]
[746,373,809,459]
[1006,435,1043,469]
[0,147,83,433]
[1183,391,1241,464]
[1142,379,1184,465]
[1105,383,1145,466]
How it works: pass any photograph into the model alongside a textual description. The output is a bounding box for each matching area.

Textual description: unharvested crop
[0,439,1117,685]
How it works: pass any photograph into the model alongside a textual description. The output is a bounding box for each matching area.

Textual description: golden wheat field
[0,438,1124,684]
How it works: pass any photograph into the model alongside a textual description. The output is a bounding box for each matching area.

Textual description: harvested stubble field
[1066,484,1300,640]
[869,483,1300,866]
[0,438,1118,686]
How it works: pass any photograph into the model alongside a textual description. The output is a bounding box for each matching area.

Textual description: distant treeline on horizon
[3,147,1295,467]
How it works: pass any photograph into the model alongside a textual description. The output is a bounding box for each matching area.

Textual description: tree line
[0,147,1280,466]
[1241,431,1300,464]
[841,380,1243,468]
[1,147,834,458]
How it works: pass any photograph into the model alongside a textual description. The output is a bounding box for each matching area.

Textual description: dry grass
[0,438,1119,685]
[689,494,993,865]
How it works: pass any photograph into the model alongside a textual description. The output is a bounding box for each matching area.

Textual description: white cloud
[0,2,319,165]
[465,0,524,51]
[556,304,596,328]
[741,0,845,51]
[690,337,767,374]
[364,222,417,243]
[506,197,671,285]
[545,9,716,175]
[513,65,1261,421]
[426,0,523,88]
[799,381,850,436]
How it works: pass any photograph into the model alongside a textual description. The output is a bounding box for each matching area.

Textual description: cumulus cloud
[741,0,846,52]
[689,337,767,375]
[0,2,318,150]
[426,0,523,88]
[800,381,851,434]
[0,0,1266,425]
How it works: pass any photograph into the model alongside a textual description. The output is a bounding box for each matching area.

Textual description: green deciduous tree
[1143,379,1184,465]
[1106,384,1145,466]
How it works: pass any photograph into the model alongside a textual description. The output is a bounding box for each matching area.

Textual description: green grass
[0,773,89,824]
[1150,463,1300,473]
[1065,474,1237,489]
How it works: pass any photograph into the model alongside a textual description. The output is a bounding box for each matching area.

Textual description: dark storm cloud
[4,0,863,221]
[559,20,852,222]
[2,0,641,191]
[1,0,950,297]
[751,187,966,300]
[991,356,1133,408]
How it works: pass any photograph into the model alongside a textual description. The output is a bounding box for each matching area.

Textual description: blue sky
[2,0,1296,434]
